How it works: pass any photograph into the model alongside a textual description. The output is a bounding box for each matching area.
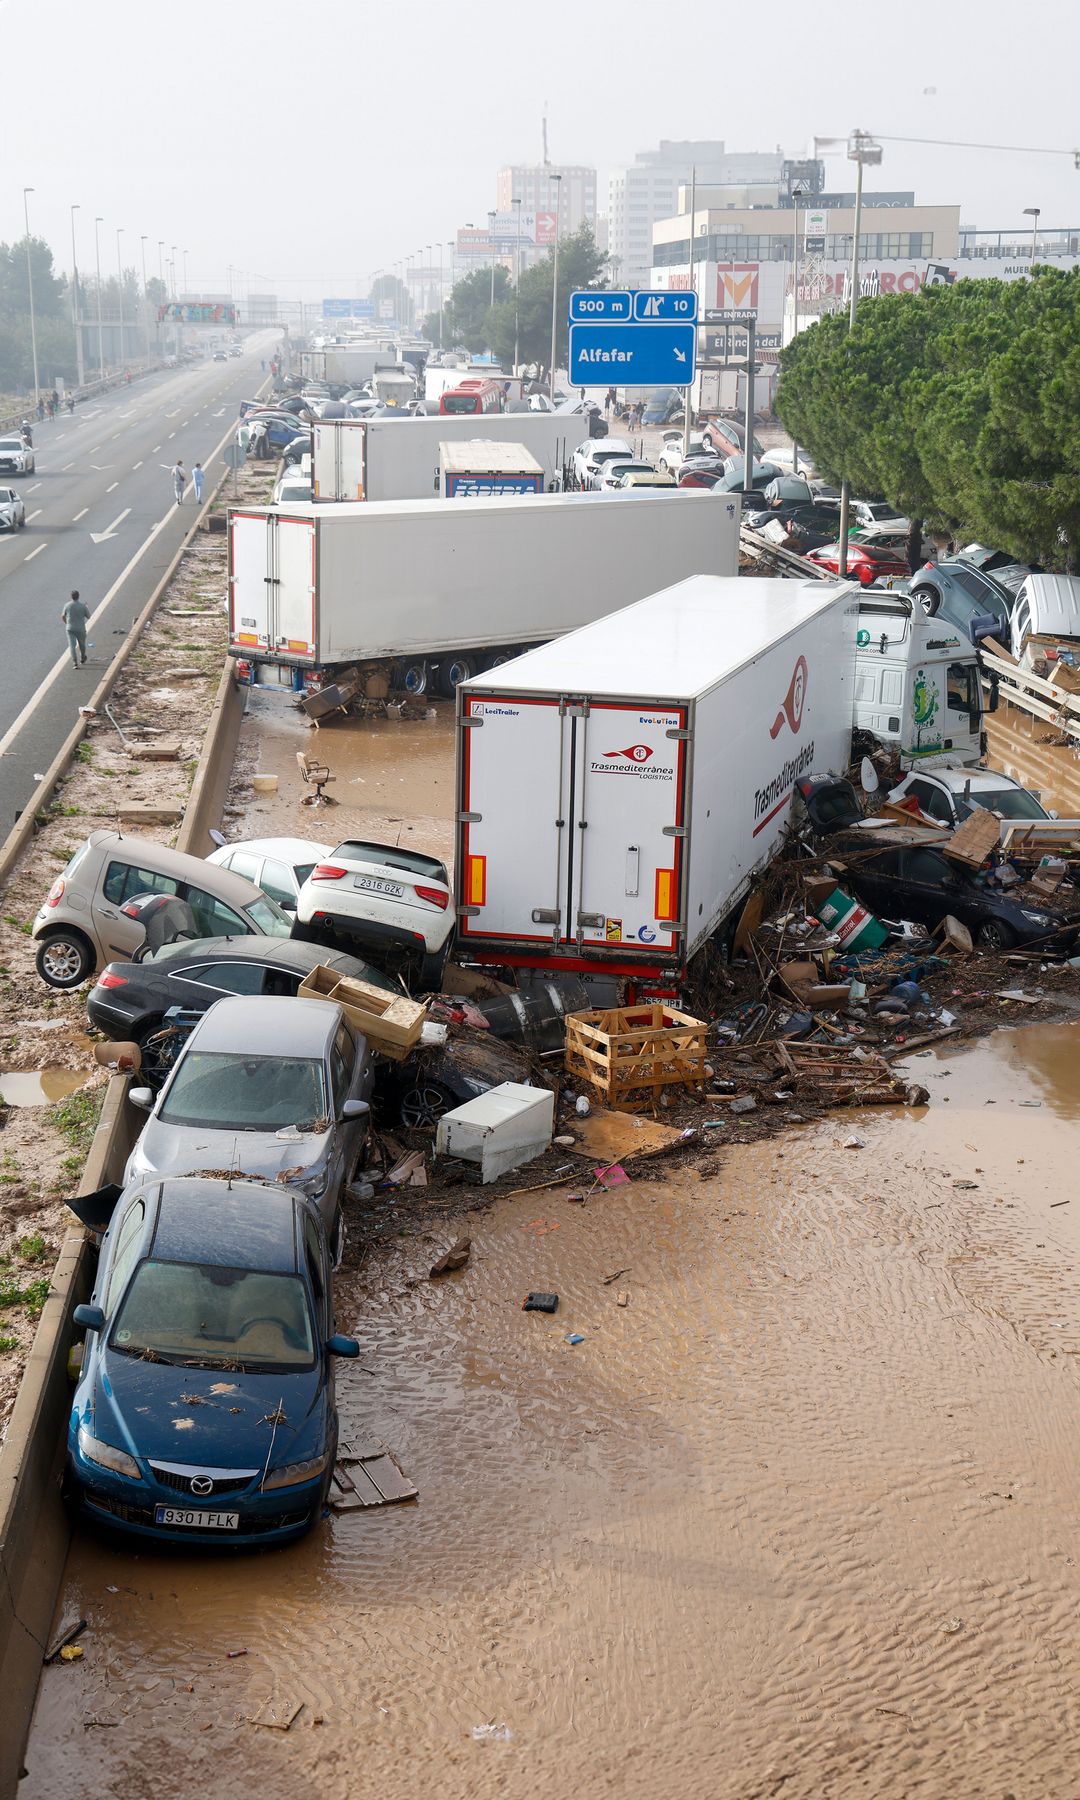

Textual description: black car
[846,844,1075,953]
[87,937,396,1043]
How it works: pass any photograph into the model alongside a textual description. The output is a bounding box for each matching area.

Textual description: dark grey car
[124,995,373,1255]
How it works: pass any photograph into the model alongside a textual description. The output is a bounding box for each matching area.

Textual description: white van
[1011,574,1080,665]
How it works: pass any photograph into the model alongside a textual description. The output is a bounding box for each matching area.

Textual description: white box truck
[454,577,858,977]
[312,413,573,502]
[439,440,544,497]
[228,490,741,698]
[300,346,395,386]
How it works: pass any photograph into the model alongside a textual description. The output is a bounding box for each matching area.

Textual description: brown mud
[22,1020,1080,1799]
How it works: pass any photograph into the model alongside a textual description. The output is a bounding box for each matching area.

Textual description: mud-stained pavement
[22,1019,1080,1799]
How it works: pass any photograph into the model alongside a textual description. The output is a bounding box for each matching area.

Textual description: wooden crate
[297,966,426,1061]
[565,1004,708,1108]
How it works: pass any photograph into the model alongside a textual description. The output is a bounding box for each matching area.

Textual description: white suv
[0,486,26,530]
[0,437,33,475]
[295,839,453,990]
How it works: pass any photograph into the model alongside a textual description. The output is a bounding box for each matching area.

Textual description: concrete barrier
[0,1076,141,1800]
[175,659,247,857]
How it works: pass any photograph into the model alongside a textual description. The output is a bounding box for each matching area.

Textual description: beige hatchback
[32,830,293,989]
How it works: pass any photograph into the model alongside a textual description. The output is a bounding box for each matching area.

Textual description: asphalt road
[0,332,280,830]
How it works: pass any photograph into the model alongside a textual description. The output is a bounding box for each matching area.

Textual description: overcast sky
[8,0,1080,301]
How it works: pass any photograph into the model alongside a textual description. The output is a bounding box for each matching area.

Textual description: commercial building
[496,164,597,238]
[608,141,791,289]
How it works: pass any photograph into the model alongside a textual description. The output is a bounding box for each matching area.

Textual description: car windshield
[961,788,1047,821]
[111,1260,315,1369]
[0,440,20,452]
[246,896,293,936]
[159,1051,329,1131]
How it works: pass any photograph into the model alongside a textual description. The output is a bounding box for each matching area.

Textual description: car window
[177,958,266,995]
[262,965,302,998]
[159,1051,328,1130]
[330,1042,351,1114]
[917,785,953,824]
[104,1198,146,1316]
[102,861,180,906]
[112,1261,315,1370]
[303,1212,325,1301]
[259,859,297,906]
[227,851,262,885]
[903,849,951,883]
[947,663,980,720]
[865,850,904,877]
[179,884,249,938]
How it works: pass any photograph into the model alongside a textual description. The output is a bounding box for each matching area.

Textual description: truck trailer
[228,489,741,697]
[453,578,987,979]
[439,440,544,497]
[311,412,574,502]
[300,346,397,386]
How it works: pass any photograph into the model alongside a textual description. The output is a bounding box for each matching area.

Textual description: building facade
[496,164,597,238]
[608,141,789,289]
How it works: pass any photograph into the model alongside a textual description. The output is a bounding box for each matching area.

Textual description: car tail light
[97,971,128,989]
[309,864,347,881]
[45,877,65,908]
[414,885,450,909]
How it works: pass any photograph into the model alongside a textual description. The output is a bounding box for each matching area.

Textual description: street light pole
[682,163,697,459]
[790,179,808,472]
[22,188,40,407]
[140,235,150,367]
[116,229,125,365]
[837,129,882,579]
[488,210,497,314]
[183,248,189,295]
[95,216,106,379]
[548,172,562,401]
[512,197,522,372]
[1023,206,1041,271]
[70,204,85,388]
[437,244,445,349]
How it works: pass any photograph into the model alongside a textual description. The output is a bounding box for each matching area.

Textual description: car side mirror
[129,1086,154,1110]
[326,1333,360,1358]
[340,1099,369,1122]
[280,897,297,913]
[73,1303,105,1333]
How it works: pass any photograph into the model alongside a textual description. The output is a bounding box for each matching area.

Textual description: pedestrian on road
[50,388,59,414]
[36,397,44,421]
[192,461,204,503]
[61,590,89,669]
[171,460,186,505]
[605,386,616,417]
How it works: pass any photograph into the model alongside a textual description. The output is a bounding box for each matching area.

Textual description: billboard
[715,264,760,310]
[322,298,374,318]
[489,210,557,247]
[157,302,236,324]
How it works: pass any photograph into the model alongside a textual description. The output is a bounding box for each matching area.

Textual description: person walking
[192,461,204,504]
[171,459,186,505]
[906,517,925,577]
[61,590,89,669]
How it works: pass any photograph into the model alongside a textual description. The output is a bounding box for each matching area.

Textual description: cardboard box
[297,965,426,1060]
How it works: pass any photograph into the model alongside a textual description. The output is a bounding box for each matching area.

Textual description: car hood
[127,1120,333,1188]
[81,1348,327,1467]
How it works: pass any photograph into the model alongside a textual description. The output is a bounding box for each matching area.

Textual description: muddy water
[22,1019,1080,1797]
[0,1067,87,1106]
[234,688,457,870]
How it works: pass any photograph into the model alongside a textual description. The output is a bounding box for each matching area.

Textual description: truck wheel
[398,659,428,697]
[911,585,940,616]
[438,656,473,697]
[485,650,516,671]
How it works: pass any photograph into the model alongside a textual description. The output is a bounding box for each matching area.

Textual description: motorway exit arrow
[90,507,131,545]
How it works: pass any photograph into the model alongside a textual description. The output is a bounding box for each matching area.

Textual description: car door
[904,779,955,826]
[848,849,905,917]
[896,848,964,928]
[94,858,181,961]
[325,1023,365,1200]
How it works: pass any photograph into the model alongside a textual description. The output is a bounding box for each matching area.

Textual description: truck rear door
[228,511,272,655]
[458,696,570,948]
[570,702,687,955]
[228,513,317,663]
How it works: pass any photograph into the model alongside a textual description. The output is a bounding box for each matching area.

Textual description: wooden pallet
[565,1004,708,1109]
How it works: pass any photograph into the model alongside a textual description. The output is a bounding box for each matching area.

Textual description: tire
[438,655,474,698]
[398,1078,457,1130]
[912,585,940,617]
[485,650,516,670]
[35,929,94,989]
[18,514,25,528]
[397,659,429,698]
[417,944,449,993]
[976,919,1015,952]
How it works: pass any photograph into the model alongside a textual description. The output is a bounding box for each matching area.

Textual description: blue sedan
[67,1177,358,1547]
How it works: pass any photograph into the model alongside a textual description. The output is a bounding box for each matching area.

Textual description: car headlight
[1021,910,1053,926]
[77,1426,141,1480]
[262,1452,329,1490]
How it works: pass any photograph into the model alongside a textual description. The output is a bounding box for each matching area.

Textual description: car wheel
[416,944,449,992]
[912,585,940,616]
[35,929,94,989]
[18,514,25,528]
[977,919,1016,952]
[398,1078,457,1129]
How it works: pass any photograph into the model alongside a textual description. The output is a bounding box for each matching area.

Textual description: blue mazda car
[67,1177,358,1547]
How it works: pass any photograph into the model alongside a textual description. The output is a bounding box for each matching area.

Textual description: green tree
[487,225,609,374]
[425,265,512,355]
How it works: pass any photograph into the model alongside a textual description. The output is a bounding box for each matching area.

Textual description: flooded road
[24,1021,1080,1798]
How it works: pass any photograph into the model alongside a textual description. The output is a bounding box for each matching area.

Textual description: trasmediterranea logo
[769,656,808,740]
[592,742,673,781]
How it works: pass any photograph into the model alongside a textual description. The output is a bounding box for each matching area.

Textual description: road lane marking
[72,507,88,521]
[27,510,41,521]
[181,419,189,426]
[106,481,119,492]
[62,462,73,470]
[27,482,41,491]
[24,543,45,561]
[167,431,175,439]
[132,460,143,470]
[152,443,162,452]
[91,507,131,544]
[89,444,101,452]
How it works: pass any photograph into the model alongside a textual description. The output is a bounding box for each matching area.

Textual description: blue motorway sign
[568,290,632,322]
[632,290,698,322]
[322,298,374,318]
[568,321,697,388]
